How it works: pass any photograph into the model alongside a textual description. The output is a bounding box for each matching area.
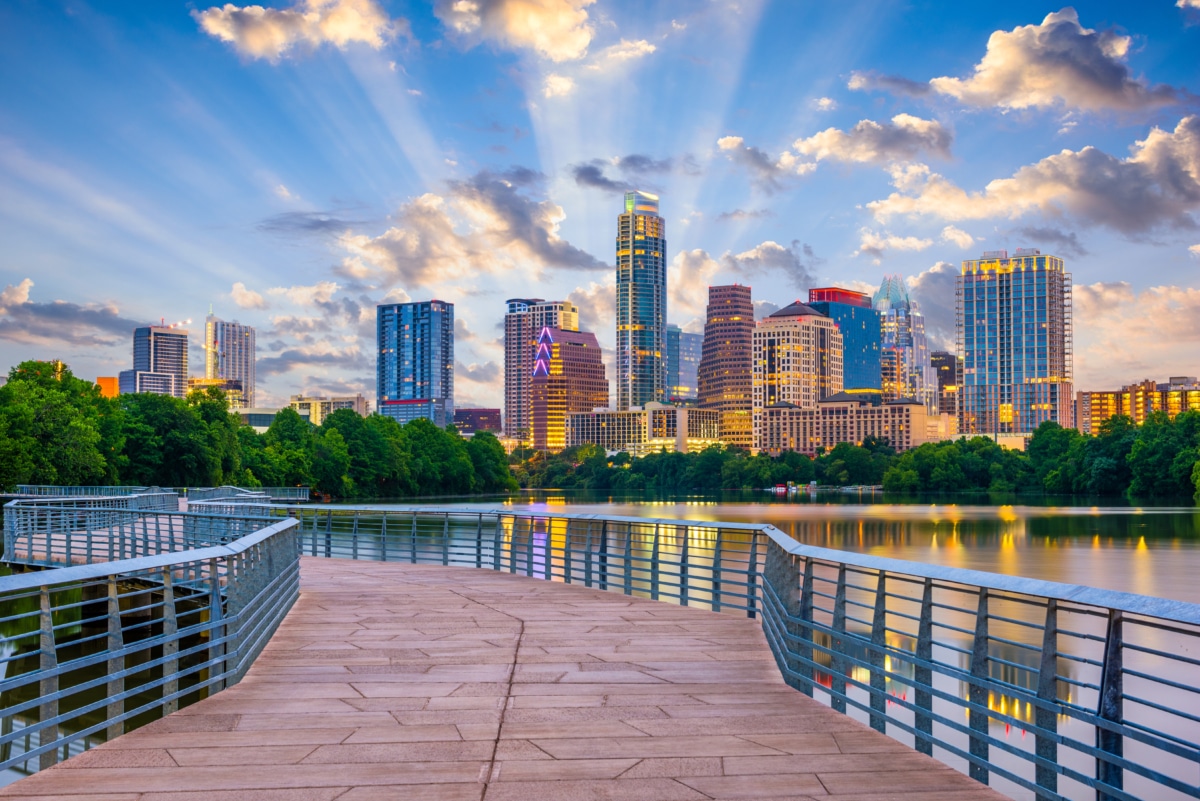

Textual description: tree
[312,428,352,496]
[399,418,475,495]
[466,431,518,493]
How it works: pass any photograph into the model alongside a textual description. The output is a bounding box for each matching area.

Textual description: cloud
[716,208,774,222]
[593,38,656,64]
[268,281,340,306]
[274,184,297,200]
[456,360,501,383]
[1015,226,1088,256]
[543,73,575,97]
[666,242,815,326]
[0,278,142,347]
[940,225,975,249]
[257,343,369,377]
[258,210,357,234]
[567,275,616,337]
[717,136,816,192]
[847,71,932,96]
[570,163,634,193]
[194,0,404,62]
[929,8,1188,112]
[1073,282,1200,386]
[868,116,1200,235]
[1190,243,1200,256]
[853,228,934,260]
[434,0,595,62]
[337,168,607,289]
[569,153,679,193]
[669,249,722,322]
[1180,0,1200,8]
[906,262,958,349]
[753,300,780,319]
[794,114,952,164]
[231,282,268,309]
[724,241,817,290]
[812,97,837,111]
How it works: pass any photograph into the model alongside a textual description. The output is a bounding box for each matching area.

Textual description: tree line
[513,414,1200,500]
[0,361,517,498]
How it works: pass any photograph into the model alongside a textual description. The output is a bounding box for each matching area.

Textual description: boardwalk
[2,558,1003,801]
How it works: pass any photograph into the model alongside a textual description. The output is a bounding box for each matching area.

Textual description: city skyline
[1,1,1198,409]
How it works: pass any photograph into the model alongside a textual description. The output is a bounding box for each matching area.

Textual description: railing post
[351,512,359,561]
[1096,610,1124,801]
[798,558,814,695]
[475,513,483,569]
[442,513,450,566]
[712,528,723,612]
[650,523,660,601]
[105,577,124,741]
[831,565,848,714]
[208,558,226,692]
[747,531,760,619]
[410,512,418,564]
[563,519,573,584]
[623,522,633,596]
[493,514,503,571]
[968,588,990,786]
[869,571,888,733]
[380,514,388,562]
[1035,599,1059,801]
[599,520,609,590]
[162,570,179,714]
[38,586,59,770]
[914,577,934,756]
[679,524,689,607]
[584,520,594,588]
[324,510,333,558]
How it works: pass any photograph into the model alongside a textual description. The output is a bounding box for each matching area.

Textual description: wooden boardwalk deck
[1,558,1003,801]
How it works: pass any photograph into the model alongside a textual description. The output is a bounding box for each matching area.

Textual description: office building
[96,377,118,399]
[118,324,188,398]
[566,402,720,456]
[752,301,843,413]
[205,315,256,409]
[958,249,1073,435]
[239,407,307,433]
[874,276,934,410]
[290,394,370,426]
[615,190,667,410]
[377,300,454,427]
[807,288,881,391]
[504,298,580,441]
[188,377,245,407]
[756,393,935,456]
[931,351,962,419]
[454,408,502,434]
[666,324,703,400]
[1076,377,1200,435]
[531,326,609,452]
[697,285,755,450]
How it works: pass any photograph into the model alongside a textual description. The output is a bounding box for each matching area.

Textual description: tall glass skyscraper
[666,324,702,400]
[205,314,256,408]
[377,300,454,427]
[615,191,666,410]
[807,288,881,391]
[118,325,188,398]
[874,276,934,409]
[958,249,1073,435]
[697,285,754,450]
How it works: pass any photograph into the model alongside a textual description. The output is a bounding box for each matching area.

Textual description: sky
[0,0,1198,409]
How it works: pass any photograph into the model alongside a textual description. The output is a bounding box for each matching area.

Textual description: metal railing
[186,487,308,503]
[0,511,299,777]
[184,502,1200,801]
[10,486,168,498]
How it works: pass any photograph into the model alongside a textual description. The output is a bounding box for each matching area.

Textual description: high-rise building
[697,285,754,450]
[454,408,503,434]
[874,276,934,410]
[615,190,667,410]
[531,326,609,452]
[666,324,703,400]
[290,394,370,426]
[808,287,882,391]
[504,298,580,441]
[377,300,454,427]
[752,301,843,411]
[566,403,721,456]
[757,394,933,457]
[931,351,962,419]
[205,315,256,409]
[188,377,244,407]
[1076,377,1200,435]
[118,325,188,397]
[958,249,1073,435]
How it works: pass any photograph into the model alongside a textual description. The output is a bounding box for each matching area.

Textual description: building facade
[752,301,843,415]
[96,377,118,398]
[290,394,370,426]
[666,324,703,400]
[615,191,667,410]
[808,288,881,391]
[454,408,503,434]
[874,276,934,411]
[205,315,256,408]
[188,377,245,407]
[697,285,755,450]
[566,403,721,455]
[377,300,454,427]
[931,351,961,419]
[1076,377,1200,435]
[756,394,932,457]
[531,327,609,452]
[958,249,1073,435]
[118,325,188,398]
[504,298,580,440]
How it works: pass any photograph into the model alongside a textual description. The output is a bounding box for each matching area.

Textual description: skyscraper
[697,285,754,450]
[752,302,843,410]
[958,249,1073,435]
[666,324,703,401]
[118,324,188,397]
[531,326,609,452]
[874,276,934,409]
[931,351,961,419]
[205,314,256,408]
[504,298,580,440]
[615,190,666,410]
[807,287,882,390]
[377,300,454,427]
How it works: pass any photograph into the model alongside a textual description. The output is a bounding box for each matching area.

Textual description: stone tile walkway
[2,558,1005,800]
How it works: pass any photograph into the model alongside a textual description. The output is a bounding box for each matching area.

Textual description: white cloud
[0,279,141,347]
[274,184,297,201]
[0,278,33,307]
[1180,0,1200,8]
[434,0,596,62]
[669,249,722,322]
[929,8,1186,112]
[596,38,655,63]
[543,73,575,98]
[793,114,951,165]
[231,281,268,309]
[906,261,958,349]
[717,136,816,192]
[941,225,975,249]
[194,0,402,61]
[567,275,616,338]
[853,228,933,260]
[268,280,340,306]
[868,116,1200,235]
[812,97,837,111]
[1189,244,1200,257]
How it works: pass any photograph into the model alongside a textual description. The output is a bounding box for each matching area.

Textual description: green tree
[312,428,352,496]
[466,431,518,493]
[400,418,476,495]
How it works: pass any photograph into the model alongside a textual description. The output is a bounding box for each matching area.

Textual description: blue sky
[1,0,1198,408]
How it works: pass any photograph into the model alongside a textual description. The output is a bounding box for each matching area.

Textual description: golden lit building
[756,393,934,456]
[566,402,721,455]
[530,326,608,452]
[187,376,244,407]
[289,394,370,426]
[96,376,119,398]
[697,285,754,450]
[1076,377,1200,434]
